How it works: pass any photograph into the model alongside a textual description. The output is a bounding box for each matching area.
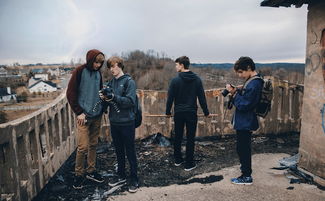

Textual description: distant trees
[100,50,305,90]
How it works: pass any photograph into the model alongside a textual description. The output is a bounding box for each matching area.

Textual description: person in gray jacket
[101,56,139,193]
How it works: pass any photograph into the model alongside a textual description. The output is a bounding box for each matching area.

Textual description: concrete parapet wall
[134,77,303,139]
[0,77,304,201]
[0,92,76,201]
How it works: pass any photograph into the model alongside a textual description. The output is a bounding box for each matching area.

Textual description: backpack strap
[243,75,263,89]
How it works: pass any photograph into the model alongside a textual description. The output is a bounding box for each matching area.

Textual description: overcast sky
[0,0,308,65]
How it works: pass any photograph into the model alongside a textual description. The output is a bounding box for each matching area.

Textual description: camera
[92,85,120,113]
[221,84,235,97]
[100,86,114,100]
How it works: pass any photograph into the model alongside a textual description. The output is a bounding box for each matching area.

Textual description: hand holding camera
[222,84,236,97]
[99,86,115,101]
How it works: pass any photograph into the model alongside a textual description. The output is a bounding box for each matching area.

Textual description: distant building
[0,67,8,76]
[34,73,49,81]
[0,87,16,102]
[47,68,60,77]
[28,80,57,93]
[28,77,41,87]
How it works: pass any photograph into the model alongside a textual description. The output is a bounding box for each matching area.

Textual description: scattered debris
[287,186,294,190]
[141,133,171,147]
[104,183,126,196]
[32,133,300,201]
[279,154,299,168]
[253,137,268,143]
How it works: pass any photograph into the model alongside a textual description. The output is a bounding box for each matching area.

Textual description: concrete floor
[109,153,325,201]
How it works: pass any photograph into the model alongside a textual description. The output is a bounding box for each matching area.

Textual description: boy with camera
[225,56,263,185]
[67,49,105,189]
[101,56,139,193]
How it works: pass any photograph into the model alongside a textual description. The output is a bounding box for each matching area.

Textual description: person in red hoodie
[66,49,105,189]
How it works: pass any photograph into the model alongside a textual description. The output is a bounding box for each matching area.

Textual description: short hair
[234,56,255,71]
[175,56,190,69]
[107,56,124,70]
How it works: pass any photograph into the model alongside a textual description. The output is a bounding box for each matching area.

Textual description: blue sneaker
[231,175,253,185]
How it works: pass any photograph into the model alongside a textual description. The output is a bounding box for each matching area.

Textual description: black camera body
[222,84,235,97]
[101,86,114,100]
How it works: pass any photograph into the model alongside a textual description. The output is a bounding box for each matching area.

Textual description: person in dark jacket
[66,49,105,189]
[166,56,210,171]
[225,56,263,185]
[101,56,139,193]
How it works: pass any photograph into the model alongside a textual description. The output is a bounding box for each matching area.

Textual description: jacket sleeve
[113,79,136,109]
[66,67,83,115]
[165,79,175,115]
[232,80,262,112]
[197,79,209,116]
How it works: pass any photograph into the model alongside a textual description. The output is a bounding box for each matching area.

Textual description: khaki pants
[75,116,101,176]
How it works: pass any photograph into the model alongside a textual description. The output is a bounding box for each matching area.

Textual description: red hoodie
[66,49,104,115]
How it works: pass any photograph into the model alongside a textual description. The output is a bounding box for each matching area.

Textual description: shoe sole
[109,179,127,187]
[86,175,104,183]
[174,163,183,167]
[231,181,253,185]
[184,165,197,171]
[128,188,138,193]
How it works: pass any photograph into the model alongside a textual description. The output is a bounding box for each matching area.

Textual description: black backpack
[125,78,142,128]
[243,75,273,118]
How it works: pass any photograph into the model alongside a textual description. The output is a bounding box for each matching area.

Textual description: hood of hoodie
[115,73,131,81]
[179,71,198,82]
[86,49,104,71]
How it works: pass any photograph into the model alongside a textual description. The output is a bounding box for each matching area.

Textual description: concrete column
[299,1,325,181]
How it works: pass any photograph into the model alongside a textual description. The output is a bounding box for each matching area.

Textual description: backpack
[124,78,142,128]
[243,75,273,118]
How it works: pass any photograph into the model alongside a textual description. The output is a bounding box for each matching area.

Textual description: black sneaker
[231,175,253,185]
[108,176,127,187]
[128,179,139,193]
[86,171,104,183]
[184,162,197,171]
[73,175,85,189]
[174,158,184,167]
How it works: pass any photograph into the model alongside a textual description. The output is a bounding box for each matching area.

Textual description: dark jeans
[236,130,252,177]
[174,112,198,164]
[111,124,138,181]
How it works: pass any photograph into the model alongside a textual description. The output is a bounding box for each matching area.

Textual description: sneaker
[184,162,197,171]
[174,158,184,167]
[73,175,85,189]
[86,171,104,183]
[231,175,253,185]
[128,179,139,193]
[109,176,127,187]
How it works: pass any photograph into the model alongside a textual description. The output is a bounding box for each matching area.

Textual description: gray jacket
[106,74,136,126]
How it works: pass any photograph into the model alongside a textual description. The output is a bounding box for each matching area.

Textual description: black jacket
[166,71,209,116]
[105,74,137,126]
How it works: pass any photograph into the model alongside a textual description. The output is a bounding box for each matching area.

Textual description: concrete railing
[134,77,304,139]
[0,77,304,201]
[0,92,76,201]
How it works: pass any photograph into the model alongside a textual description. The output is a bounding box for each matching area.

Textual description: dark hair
[107,56,124,70]
[175,56,190,69]
[234,56,255,71]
